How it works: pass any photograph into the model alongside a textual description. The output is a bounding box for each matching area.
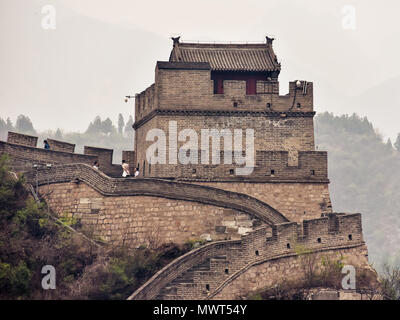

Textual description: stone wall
[0,135,130,178]
[7,131,38,147]
[24,163,289,226]
[39,182,265,246]
[142,150,327,182]
[83,146,121,176]
[46,138,75,153]
[134,63,314,124]
[0,140,96,173]
[129,213,366,300]
[134,113,317,179]
[212,246,369,299]
[196,181,332,223]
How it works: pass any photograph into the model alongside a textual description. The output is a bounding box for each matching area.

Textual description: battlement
[134,62,314,124]
[0,132,135,178]
[145,150,328,182]
[7,131,38,147]
[261,213,363,251]
[46,138,75,153]
[129,213,364,300]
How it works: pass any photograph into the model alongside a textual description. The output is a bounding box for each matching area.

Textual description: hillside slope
[315,112,400,270]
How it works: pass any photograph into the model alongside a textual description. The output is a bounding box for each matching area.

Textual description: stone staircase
[156,251,245,300]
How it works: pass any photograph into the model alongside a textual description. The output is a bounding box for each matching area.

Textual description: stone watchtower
[133,36,332,223]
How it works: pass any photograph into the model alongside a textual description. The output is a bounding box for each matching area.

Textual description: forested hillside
[316,112,400,270]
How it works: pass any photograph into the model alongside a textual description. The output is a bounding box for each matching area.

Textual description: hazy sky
[1,0,400,139]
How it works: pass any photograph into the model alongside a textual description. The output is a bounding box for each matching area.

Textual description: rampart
[128,213,366,300]
[46,138,75,153]
[134,63,314,124]
[7,131,38,147]
[0,132,133,178]
[24,163,289,226]
[147,150,328,182]
[0,140,96,173]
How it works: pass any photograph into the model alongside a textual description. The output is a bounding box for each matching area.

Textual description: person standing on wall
[122,160,130,178]
[93,161,99,170]
[43,140,50,150]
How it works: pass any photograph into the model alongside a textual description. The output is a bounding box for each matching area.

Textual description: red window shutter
[246,78,256,95]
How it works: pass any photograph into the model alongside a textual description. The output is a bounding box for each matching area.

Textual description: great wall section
[0,37,376,300]
[0,131,372,299]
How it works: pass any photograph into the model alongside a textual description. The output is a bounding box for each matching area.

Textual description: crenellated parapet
[7,131,38,147]
[134,64,314,125]
[128,213,364,300]
[148,150,328,182]
[23,163,289,226]
[1,132,134,178]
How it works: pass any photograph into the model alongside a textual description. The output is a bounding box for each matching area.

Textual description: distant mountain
[316,112,400,270]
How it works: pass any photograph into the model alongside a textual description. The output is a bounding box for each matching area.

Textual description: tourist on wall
[134,167,139,177]
[122,160,130,177]
[43,140,50,150]
[93,161,99,170]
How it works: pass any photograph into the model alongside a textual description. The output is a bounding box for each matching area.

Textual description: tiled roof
[169,37,281,72]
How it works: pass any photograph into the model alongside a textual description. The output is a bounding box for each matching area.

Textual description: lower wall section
[196,182,332,222]
[212,245,369,299]
[38,182,265,247]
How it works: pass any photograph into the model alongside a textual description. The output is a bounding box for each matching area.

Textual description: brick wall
[83,146,123,177]
[134,64,314,124]
[46,138,75,153]
[196,181,332,223]
[212,246,369,299]
[144,150,327,181]
[129,213,367,300]
[39,182,265,246]
[1,135,127,178]
[7,132,38,147]
[133,62,317,183]
[0,141,96,172]
[134,113,316,179]
[25,163,289,226]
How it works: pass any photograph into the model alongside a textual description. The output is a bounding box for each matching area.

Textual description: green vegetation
[0,154,188,299]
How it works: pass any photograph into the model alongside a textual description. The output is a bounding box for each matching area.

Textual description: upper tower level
[134,37,314,127]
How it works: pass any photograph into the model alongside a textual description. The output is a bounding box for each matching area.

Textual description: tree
[86,116,102,135]
[86,116,116,136]
[118,114,125,135]
[395,133,400,152]
[380,264,400,300]
[0,117,6,130]
[55,128,63,140]
[101,118,116,135]
[15,115,36,135]
[386,138,393,150]
[124,116,133,134]
[6,118,13,131]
